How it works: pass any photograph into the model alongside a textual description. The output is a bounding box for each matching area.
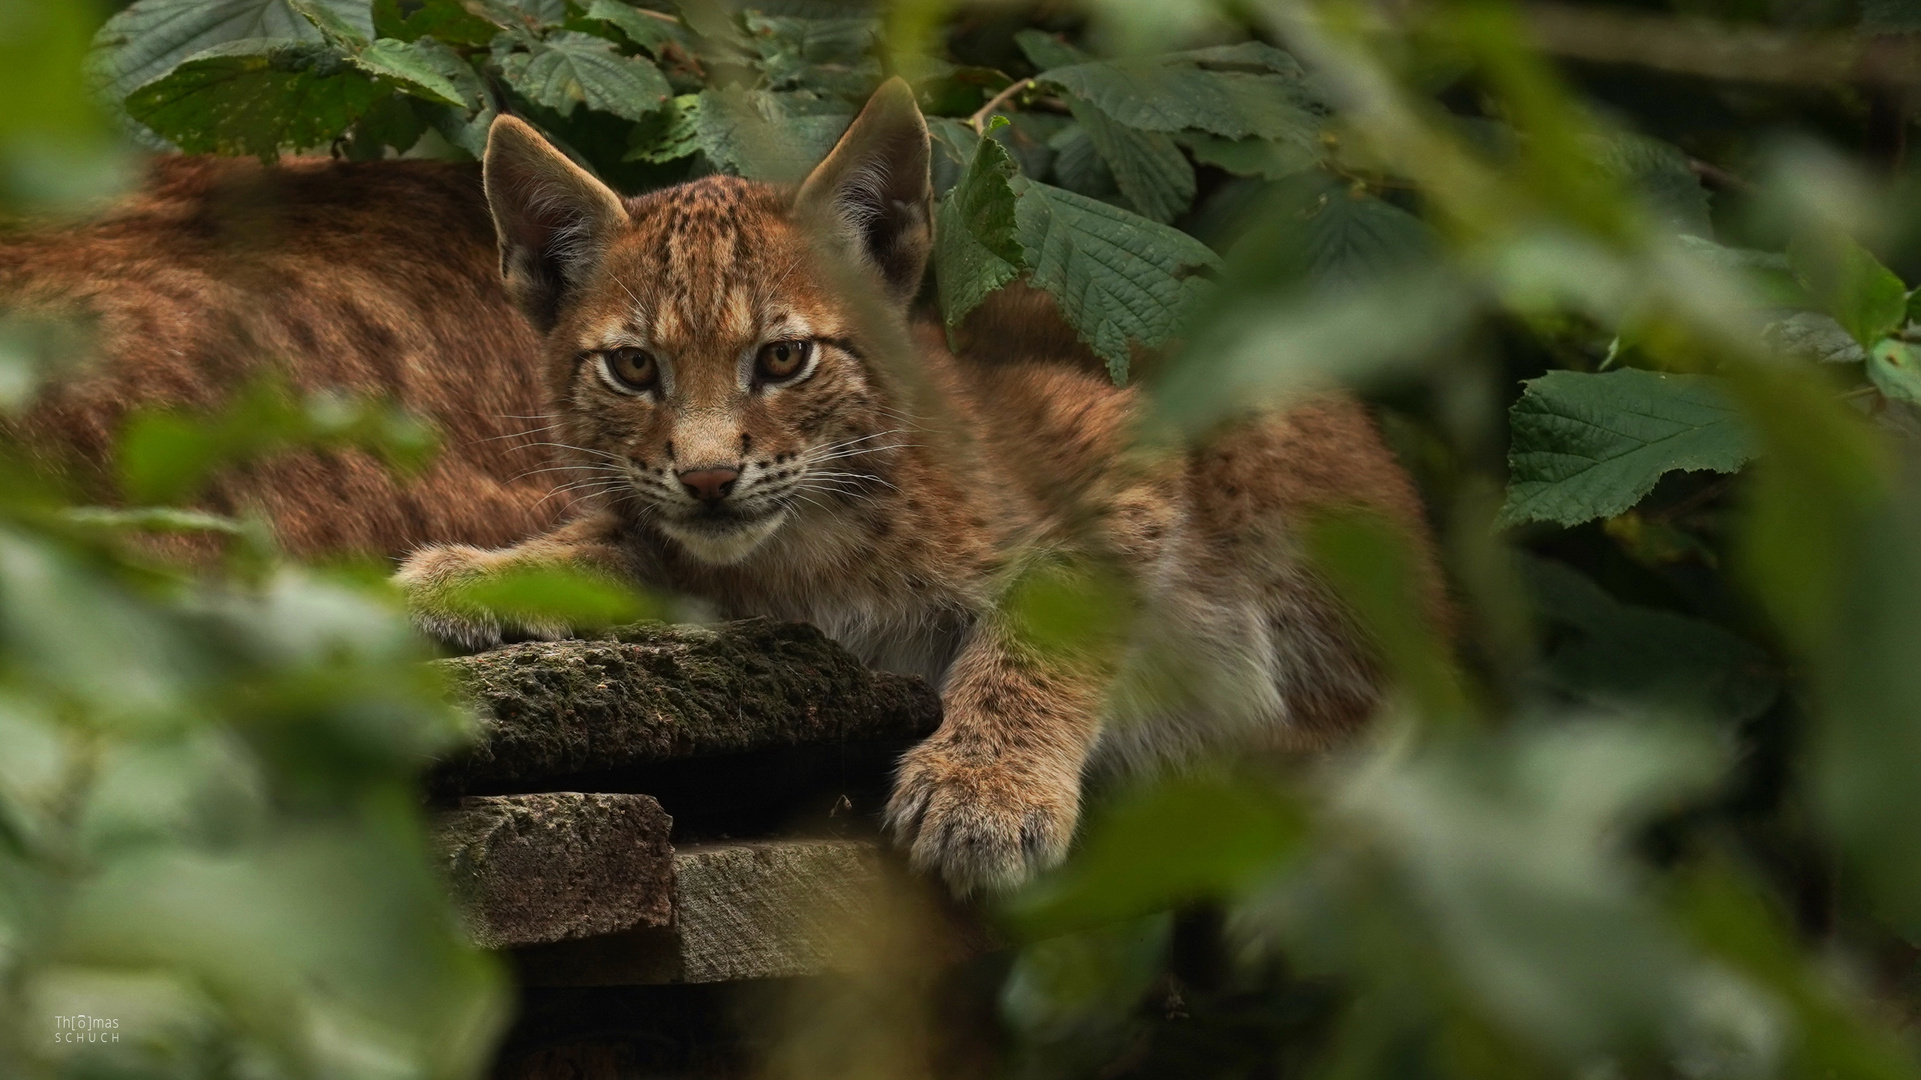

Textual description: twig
[970,78,1036,134]
[1688,158,1756,194]
[1522,3,1921,88]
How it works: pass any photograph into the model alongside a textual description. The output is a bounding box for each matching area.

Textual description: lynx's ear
[794,78,932,304]
[483,115,630,332]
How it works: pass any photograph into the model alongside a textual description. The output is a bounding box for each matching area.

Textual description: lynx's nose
[678,466,740,503]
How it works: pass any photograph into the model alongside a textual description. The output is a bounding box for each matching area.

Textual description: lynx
[0,156,562,561]
[395,79,1443,895]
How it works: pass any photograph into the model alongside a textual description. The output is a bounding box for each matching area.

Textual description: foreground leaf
[1788,230,1908,349]
[1501,369,1756,528]
[1520,555,1780,725]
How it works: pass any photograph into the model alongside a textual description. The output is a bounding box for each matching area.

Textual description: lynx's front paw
[884,734,1080,896]
[393,544,569,650]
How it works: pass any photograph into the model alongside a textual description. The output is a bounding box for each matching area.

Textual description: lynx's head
[482,80,931,564]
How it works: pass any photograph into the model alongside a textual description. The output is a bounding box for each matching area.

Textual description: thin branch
[1688,158,1756,194]
[1523,3,1921,88]
[970,78,1036,134]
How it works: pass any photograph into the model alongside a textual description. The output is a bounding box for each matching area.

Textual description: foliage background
[8,0,1921,1077]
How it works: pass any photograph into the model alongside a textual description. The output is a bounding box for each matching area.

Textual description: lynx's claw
[392,544,570,651]
[884,735,1079,897]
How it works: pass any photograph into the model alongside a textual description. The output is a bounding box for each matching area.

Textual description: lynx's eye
[599,347,658,393]
[755,339,813,384]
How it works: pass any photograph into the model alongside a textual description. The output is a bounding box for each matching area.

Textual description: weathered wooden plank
[428,619,941,795]
[435,792,675,950]
[511,839,891,986]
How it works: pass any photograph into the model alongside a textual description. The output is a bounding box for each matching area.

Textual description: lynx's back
[0,155,563,559]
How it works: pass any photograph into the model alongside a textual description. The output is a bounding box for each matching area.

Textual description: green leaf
[935,123,1024,329]
[1046,122,1119,202]
[118,377,436,505]
[742,12,881,97]
[1013,28,1089,71]
[499,31,670,122]
[1588,131,1712,237]
[1013,178,1222,382]
[352,37,466,106]
[1519,555,1780,725]
[624,93,700,163]
[1867,339,1921,405]
[1180,132,1317,179]
[466,0,565,30]
[371,0,497,45]
[1009,774,1307,935]
[1761,311,1867,365]
[440,564,662,628]
[1788,229,1909,349]
[1216,173,1436,295]
[694,87,851,182]
[88,0,374,108]
[1065,98,1194,224]
[1501,369,1757,528]
[124,40,387,160]
[582,0,685,56]
[286,0,370,48]
[1036,47,1320,144]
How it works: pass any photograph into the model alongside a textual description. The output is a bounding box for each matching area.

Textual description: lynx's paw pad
[393,545,569,651]
[884,737,1079,897]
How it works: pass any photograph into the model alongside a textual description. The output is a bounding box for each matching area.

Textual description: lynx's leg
[393,509,632,649]
[885,623,1106,896]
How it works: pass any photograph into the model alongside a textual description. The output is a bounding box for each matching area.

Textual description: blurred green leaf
[118,376,437,506]
[694,86,852,181]
[1867,340,1921,405]
[1588,131,1712,238]
[1179,132,1316,179]
[1501,370,1756,529]
[1788,230,1909,350]
[1004,556,1136,664]
[439,563,665,629]
[1518,554,1779,725]
[1307,509,1464,725]
[1011,774,1307,935]
[1013,28,1089,72]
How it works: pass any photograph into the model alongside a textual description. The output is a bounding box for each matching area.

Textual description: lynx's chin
[657,509,789,565]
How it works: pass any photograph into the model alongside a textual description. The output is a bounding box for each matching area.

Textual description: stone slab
[435,792,674,950]
[428,619,941,795]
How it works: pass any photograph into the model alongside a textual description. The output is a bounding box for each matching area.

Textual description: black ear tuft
[482,116,629,332]
[794,78,932,304]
